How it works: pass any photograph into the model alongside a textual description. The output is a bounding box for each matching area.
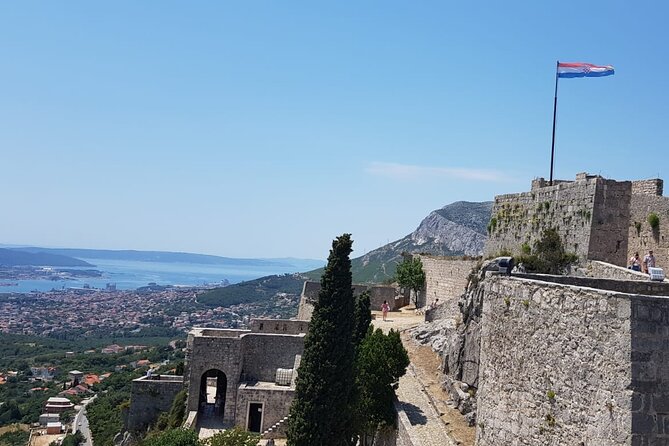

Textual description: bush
[648,213,660,231]
[207,427,260,446]
[516,229,577,275]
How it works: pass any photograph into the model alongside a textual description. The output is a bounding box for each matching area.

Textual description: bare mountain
[308,201,493,283]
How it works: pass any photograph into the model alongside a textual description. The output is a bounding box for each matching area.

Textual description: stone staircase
[261,415,289,439]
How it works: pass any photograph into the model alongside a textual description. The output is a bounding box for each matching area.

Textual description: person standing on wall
[629,252,641,272]
[643,250,656,274]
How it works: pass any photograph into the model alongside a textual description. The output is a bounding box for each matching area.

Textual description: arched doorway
[198,369,227,419]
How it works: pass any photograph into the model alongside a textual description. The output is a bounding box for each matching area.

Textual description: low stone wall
[511,272,669,295]
[586,260,654,282]
[477,275,669,445]
[127,376,184,431]
[297,281,399,320]
[416,255,478,309]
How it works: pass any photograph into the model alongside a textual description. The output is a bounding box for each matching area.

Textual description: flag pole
[549,60,559,186]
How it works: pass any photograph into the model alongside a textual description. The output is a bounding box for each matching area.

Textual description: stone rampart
[127,376,184,431]
[632,179,663,196]
[628,193,669,272]
[586,260,654,282]
[485,177,599,260]
[416,255,478,309]
[476,275,669,445]
[485,175,633,267]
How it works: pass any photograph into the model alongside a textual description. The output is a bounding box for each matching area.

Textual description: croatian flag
[557,62,614,78]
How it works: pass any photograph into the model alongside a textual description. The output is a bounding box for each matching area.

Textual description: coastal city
[0,286,297,339]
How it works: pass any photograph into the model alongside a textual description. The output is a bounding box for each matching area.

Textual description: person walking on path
[643,250,656,274]
[381,300,390,321]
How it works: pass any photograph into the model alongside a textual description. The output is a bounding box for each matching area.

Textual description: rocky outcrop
[411,263,487,426]
[348,201,492,283]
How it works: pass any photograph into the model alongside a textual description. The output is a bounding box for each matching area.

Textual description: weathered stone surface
[485,174,632,267]
[417,256,479,309]
[476,274,669,445]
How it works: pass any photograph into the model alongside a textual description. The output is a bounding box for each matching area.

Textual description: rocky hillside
[201,201,492,311]
[338,201,492,283]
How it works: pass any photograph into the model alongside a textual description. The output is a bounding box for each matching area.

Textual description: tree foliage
[206,427,260,446]
[395,257,426,307]
[517,228,577,274]
[353,291,371,347]
[353,328,410,445]
[287,234,357,446]
[141,428,201,446]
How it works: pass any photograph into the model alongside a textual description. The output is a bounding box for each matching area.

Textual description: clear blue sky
[2,1,667,259]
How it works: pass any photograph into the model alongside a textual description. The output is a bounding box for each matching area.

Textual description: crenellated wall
[485,174,633,267]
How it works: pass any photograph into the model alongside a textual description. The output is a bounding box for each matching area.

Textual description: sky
[2,1,668,260]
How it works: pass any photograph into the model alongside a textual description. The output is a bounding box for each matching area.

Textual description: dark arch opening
[198,369,227,418]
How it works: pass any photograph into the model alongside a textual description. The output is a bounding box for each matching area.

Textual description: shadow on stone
[400,402,428,426]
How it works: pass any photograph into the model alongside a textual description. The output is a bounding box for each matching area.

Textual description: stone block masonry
[297,281,399,319]
[476,274,669,445]
[628,191,669,272]
[127,375,184,431]
[415,255,479,309]
[485,174,632,266]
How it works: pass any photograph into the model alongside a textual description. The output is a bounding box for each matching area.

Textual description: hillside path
[372,308,461,446]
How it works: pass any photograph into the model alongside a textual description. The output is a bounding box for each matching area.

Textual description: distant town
[0,286,295,339]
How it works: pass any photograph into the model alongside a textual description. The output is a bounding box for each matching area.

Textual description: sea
[1,258,323,293]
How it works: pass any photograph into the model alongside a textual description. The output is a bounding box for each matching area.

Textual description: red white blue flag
[557,62,614,78]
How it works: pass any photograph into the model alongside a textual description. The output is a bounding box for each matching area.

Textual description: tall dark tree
[353,328,410,445]
[287,234,357,446]
[353,291,371,347]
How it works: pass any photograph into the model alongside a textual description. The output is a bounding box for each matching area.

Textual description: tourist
[381,300,390,321]
[429,298,439,310]
[629,252,641,272]
[643,250,656,273]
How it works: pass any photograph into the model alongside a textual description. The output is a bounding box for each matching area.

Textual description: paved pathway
[372,308,457,446]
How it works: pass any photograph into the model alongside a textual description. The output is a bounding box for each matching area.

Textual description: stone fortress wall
[296,281,400,320]
[486,173,669,271]
[476,274,669,445]
[183,325,305,431]
[485,173,632,266]
[127,375,184,431]
[628,179,669,271]
[415,255,479,308]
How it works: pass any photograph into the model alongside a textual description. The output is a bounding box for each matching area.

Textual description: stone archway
[198,369,227,419]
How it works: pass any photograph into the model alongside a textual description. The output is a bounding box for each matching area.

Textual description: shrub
[648,213,660,231]
[487,217,498,234]
[635,221,642,236]
[546,390,556,400]
[521,243,531,255]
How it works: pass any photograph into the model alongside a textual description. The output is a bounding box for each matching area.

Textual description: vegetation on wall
[516,229,578,274]
[648,213,660,231]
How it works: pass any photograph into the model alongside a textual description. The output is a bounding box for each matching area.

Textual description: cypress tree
[287,234,356,446]
[353,291,371,347]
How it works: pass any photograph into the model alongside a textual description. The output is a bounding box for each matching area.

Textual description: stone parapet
[127,376,184,432]
[476,274,669,445]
